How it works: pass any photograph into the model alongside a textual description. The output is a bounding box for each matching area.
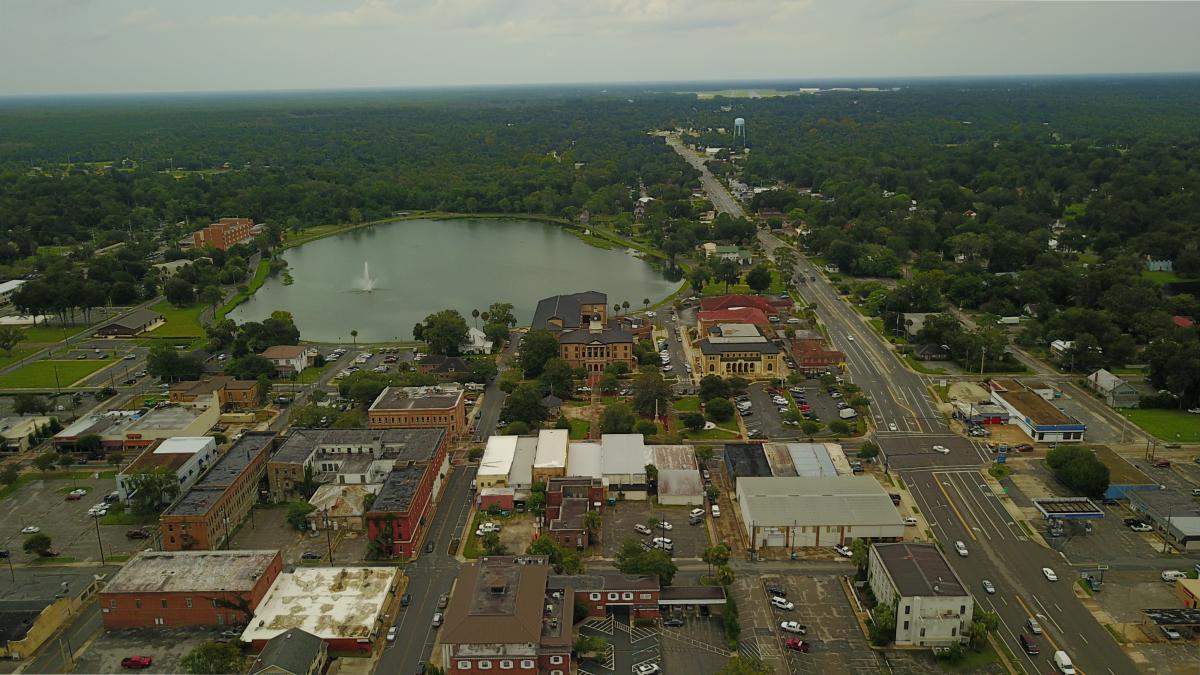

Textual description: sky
[1,0,1198,96]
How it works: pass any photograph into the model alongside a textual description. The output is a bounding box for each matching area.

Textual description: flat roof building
[869,543,972,648]
[533,429,568,482]
[1129,489,1200,552]
[737,476,905,550]
[478,436,519,489]
[116,436,219,503]
[646,445,702,505]
[367,385,467,438]
[242,567,395,653]
[989,379,1085,443]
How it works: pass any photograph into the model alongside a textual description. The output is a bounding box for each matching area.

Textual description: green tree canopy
[519,329,560,378]
[181,641,244,675]
[613,539,677,585]
[421,309,469,356]
[600,402,636,434]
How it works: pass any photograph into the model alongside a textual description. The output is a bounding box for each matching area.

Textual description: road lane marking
[941,472,992,541]
[952,472,1013,541]
[930,473,977,541]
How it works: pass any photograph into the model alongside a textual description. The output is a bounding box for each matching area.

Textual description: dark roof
[100,308,162,331]
[549,497,588,532]
[531,292,607,330]
[163,432,274,517]
[251,628,325,675]
[548,573,660,592]
[442,556,564,647]
[541,394,564,408]
[660,586,727,602]
[369,387,462,412]
[272,427,446,465]
[699,339,779,355]
[914,343,949,357]
[420,355,469,373]
[872,543,967,598]
[556,323,633,345]
[0,600,50,643]
[724,443,772,478]
[369,463,429,513]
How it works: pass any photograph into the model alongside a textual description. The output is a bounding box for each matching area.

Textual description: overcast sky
[2,0,1198,96]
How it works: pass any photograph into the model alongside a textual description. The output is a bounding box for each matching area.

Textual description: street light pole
[93,514,106,564]
[324,509,334,562]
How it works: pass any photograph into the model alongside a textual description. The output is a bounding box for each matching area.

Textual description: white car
[646,311,656,318]
[981,580,996,594]
[888,423,898,431]
[1162,625,1182,640]
[847,335,855,341]
[657,521,673,531]
[634,524,652,535]
[770,596,794,611]
[833,544,853,557]
[20,526,39,534]
[689,508,705,519]
[1042,567,1058,582]
[386,626,397,642]
[780,621,807,634]
[933,445,950,454]
[634,664,661,675]
[954,540,968,556]
[652,537,673,546]
[903,516,918,526]
[662,365,673,371]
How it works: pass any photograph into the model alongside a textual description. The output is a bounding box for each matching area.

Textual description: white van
[1053,651,1075,674]
[1161,570,1187,582]
[711,504,721,518]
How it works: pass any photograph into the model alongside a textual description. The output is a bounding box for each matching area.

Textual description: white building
[533,428,568,482]
[0,415,53,453]
[566,441,601,479]
[646,444,702,505]
[477,435,518,489]
[736,476,904,549]
[507,436,537,491]
[868,543,973,648]
[261,345,317,375]
[116,436,219,503]
[0,279,26,305]
[461,327,494,355]
[600,434,649,499]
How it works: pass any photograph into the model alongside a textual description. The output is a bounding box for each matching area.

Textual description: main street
[671,137,1139,674]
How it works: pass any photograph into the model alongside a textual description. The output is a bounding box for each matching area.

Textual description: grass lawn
[567,418,590,440]
[1143,270,1184,286]
[1110,366,1145,377]
[902,354,947,375]
[938,643,1002,673]
[282,364,327,385]
[1121,408,1200,443]
[0,346,38,370]
[100,504,159,526]
[216,260,271,322]
[0,359,116,388]
[673,396,701,413]
[701,268,786,297]
[145,300,206,338]
[21,324,90,343]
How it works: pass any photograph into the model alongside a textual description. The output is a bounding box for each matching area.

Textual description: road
[376,465,476,675]
[677,144,1139,673]
[665,135,746,218]
[21,600,102,674]
[472,335,521,442]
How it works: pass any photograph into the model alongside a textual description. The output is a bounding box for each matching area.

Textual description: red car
[784,638,810,653]
[1153,459,1172,468]
[1013,443,1034,453]
[121,656,152,669]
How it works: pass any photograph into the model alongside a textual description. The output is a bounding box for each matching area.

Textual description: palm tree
[642,298,650,313]
[614,304,621,317]
[350,330,358,345]
[621,300,630,315]
[472,308,480,329]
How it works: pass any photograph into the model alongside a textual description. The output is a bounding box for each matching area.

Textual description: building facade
[737,476,905,549]
[261,345,317,376]
[697,325,784,379]
[117,436,219,503]
[192,217,257,251]
[94,309,164,337]
[532,292,636,372]
[1085,369,1140,408]
[364,463,441,559]
[868,543,973,648]
[100,550,282,629]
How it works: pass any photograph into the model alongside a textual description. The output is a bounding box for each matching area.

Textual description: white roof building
[462,327,494,355]
[477,436,518,488]
[534,429,568,479]
[242,567,395,646]
[507,437,537,490]
[647,445,703,506]
[567,442,601,479]
[737,476,904,549]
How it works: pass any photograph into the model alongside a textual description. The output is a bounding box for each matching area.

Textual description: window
[903,621,909,630]
[550,656,563,665]
[457,662,471,670]
[623,592,633,600]
[161,599,168,609]
[920,628,926,637]
[520,661,534,669]
[551,671,563,675]
[904,605,910,615]
[185,598,192,608]
[109,600,117,609]
[640,593,652,599]
[608,593,619,600]
[135,599,142,609]
[478,661,492,670]
[500,661,512,670]
[951,627,957,637]
[960,605,966,615]
[154,617,164,625]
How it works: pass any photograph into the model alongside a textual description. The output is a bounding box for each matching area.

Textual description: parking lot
[0,475,155,564]
[740,378,843,440]
[72,626,229,674]
[326,347,416,382]
[600,500,710,559]
[657,611,730,674]
[225,506,315,564]
[578,613,661,675]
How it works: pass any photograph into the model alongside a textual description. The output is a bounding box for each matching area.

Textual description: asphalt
[472,334,520,442]
[375,464,476,675]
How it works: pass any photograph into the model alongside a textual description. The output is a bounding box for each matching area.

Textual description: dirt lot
[599,500,710,559]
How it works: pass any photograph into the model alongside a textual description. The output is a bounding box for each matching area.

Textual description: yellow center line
[932,471,977,541]
[1012,594,1083,675]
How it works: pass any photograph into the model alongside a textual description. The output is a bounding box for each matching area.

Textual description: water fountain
[359,260,376,292]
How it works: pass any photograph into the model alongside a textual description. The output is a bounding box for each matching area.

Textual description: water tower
[733,117,746,150]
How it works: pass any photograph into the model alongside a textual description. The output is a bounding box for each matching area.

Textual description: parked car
[933,445,950,454]
[634,664,661,675]
[20,526,39,534]
[401,593,411,607]
[1130,522,1152,532]
[711,504,721,518]
[657,521,673,531]
[65,489,86,501]
[780,621,807,634]
[386,626,398,642]
[662,618,684,627]
[1042,567,1058,582]
[634,524,652,535]
[770,596,794,611]
[766,584,787,597]
[982,580,996,594]
[125,528,150,540]
[301,551,322,561]
[689,508,705,519]
[438,593,449,609]
[121,656,153,669]
[784,638,810,652]
[903,516,918,526]
[426,541,435,553]
[1161,625,1182,640]
[833,544,852,557]
[432,612,443,627]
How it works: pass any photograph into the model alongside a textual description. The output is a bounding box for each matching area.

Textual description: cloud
[120,7,177,31]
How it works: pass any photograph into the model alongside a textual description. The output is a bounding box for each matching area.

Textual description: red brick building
[160,432,275,551]
[364,449,449,558]
[192,217,258,251]
[100,550,282,629]
[698,307,771,335]
[440,556,572,675]
[367,386,467,438]
[544,478,604,550]
[566,573,661,619]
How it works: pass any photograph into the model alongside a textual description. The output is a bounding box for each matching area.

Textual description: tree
[705,397,734,423]
[642,298,650,313]
[598,372,620,394]
[644,463,659,485]
[226,354,275,380]
[286,501,316,530]
[481,531,508,555]
[722,594,742,649]
[471,308,480,328]
[504,420,530,435]
[574,634,608,658]
[857,441,880,460]
[630,372,671,417]
[968,607,1001,651]
[582,510,602,539]
[716,564,736,586]
[527,535,582,573]
[801,420,821,436]
[527,481,548,515]
[1046,446,1110,498]
[147,342,204,381]
[519,329,560,377]
[127,469,183,515]
[0,325,25,356]
[76,434,103,456]
[600,402,636,434]
[350,329,358,345]
[180,641,244,675]
[850,538,869,572]
[501,383,548,427]
[698,375,730,402]
[614,539,677,585]
[746,264,773,294]
[715,259,741,292]
[635,419,657,436]
[829,420,850,435]
[680,412,706,432]
[13,393,50,416]
[869,602,896,646]
[487,302,517,328]
[163,278,195,307]
[539,358,575,398]
[32,453,56,473]
[421,309,469,356]
[23,533,52,557]
[199,285,222,313]
[56,453,76,471]
[0,465,19,485]
[702,544,731,574]
[688,266,711,294]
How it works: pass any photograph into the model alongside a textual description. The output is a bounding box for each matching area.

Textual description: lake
[229,218,682,343]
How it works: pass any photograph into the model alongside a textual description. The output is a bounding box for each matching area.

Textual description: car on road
[1013,443,1034,452]
[662,618,684,627]
[657,521,673,531]
[770,596,794,611]
[1019,633,1040,655]
[415,663,427,675]
[982,580,996,594]
[780,621,807,634]
[432,612,443,627]
[933,445,950,454]
[1025,617,1043,634]
[1153,459,1172,468]
[1129,522,1153,532]
[386,626,397,642]
[634,664,661,675]
[20,526,39,534]
[401,593,411,607]
[220,629,241,639]
[301,551,322,561]
[426,541,435,553]
[438,593,449,609]
[784,638,810,652]
[833,544,852,558]
[846,335,855,341]
[1042,567,1058,582]
[711,504,721,517]
[888,422,897,431]
[954,541,968,557]
[121,656,153,669]
[634,523,652,535]
[903,516,918,526]
[123,354,136,360]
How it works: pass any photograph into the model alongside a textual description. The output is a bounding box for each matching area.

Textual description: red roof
[700,295,789,313]
[1172,315,1195,329]
[698,307,770,326]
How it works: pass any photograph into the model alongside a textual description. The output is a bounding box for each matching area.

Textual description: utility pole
[324,509,334,562]
[93,514,105,564]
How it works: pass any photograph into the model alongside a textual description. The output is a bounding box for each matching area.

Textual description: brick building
[698,307,770,335]
[532,292,636,373]
[699,294,790,315]
[555,573,661,620]
[192,217,258,251]
[697,324,785,379]
[545,477,604,550]
[364,462,442,559]
[440,556,572,675]
[100,550,282,629]
[159,432,275,551]
[169,376,261,410]
[367,386,466,438]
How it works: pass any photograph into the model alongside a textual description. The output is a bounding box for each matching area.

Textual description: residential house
[462,327,494,354]
[1146,258,1174,273]
[913,343,950,361]
[260,345,317,376]
[415,355,469,381]
[1086,369,1140,408]
[94,309,164,337]
[249,628,328,675]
